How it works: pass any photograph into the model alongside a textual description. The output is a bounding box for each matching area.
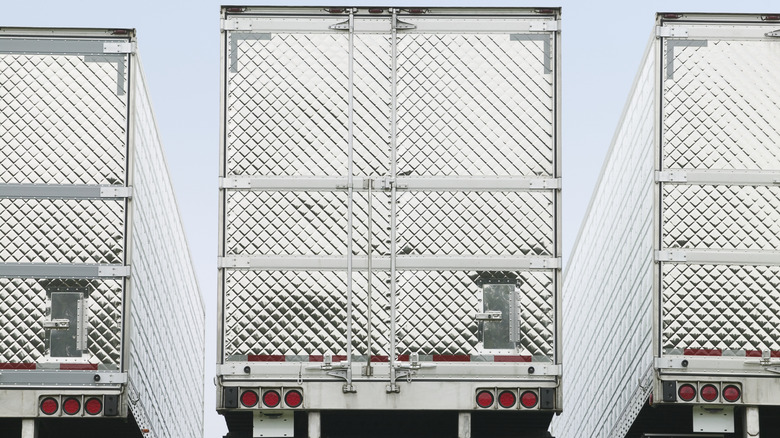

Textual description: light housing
[285,390,303,408]
[263,390,281,408]
[476,390,494,408]
[62,397,81,415]
[700,384,718,402]
[678,384,696,402]
[85,397,103,415]
[520,391,538,408]
[40,397,59,415]
[723,385,740,402]
[498,391,516,408]
[241,390,259,407]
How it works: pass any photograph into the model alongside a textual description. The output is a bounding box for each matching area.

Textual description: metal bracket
[767,30,780,37]
[329,20,350,30]
[42,319,70,329]
[394,19,416,30]
[656,26,689,38]
[103,42,135,54]
[474,311,502,321]
[529,20,560,32]
[656,170,687,183]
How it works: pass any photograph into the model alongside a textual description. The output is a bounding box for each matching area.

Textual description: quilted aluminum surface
[397,33,554,177]
[660,34,780,354]
[222,17,558,363]
[226,33,349,177]
[0,41,128,367]
[663,185,780,250]
[0,278,122,364]
[397,192,554,256]
[663,39,780,170]
[662,264,780,352]
[0,199,124,264]
[0,51,128,184]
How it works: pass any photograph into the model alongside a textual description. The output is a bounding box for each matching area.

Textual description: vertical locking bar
[344,9,356,393]
[388,8,400,393]
[364,178,374,377]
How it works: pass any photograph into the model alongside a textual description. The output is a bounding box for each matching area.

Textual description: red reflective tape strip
[773,351,780,358]
[370,355,389,363]
[331,355,348,362]
[60,364,98,370]
[0,363,36,370]
[684,349,722,356]
[746,350,763,357]
[494,355,533,362]
[397,355,410,361]
[248,355,285,362]
[308,355,323,362]
[433,355,470,362]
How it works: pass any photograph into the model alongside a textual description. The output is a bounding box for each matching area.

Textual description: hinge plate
[103,42,134,54]
[656,26,689,38]
[529,20,560,32]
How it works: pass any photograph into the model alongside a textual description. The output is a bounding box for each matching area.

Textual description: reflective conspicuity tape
[240,354,538,362]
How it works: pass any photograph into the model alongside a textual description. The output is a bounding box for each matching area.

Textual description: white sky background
[3,0,779,436]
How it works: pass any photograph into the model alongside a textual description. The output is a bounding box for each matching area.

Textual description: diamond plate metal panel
[396,33,554,177]
[223,270,392,357]
[397,192,554,256]
[0,278,122,364]
[0,199,124,264]
[662,264,780,352]
[353,34,391,177]
[397,271,554,357]
[663,39,780,170]
[226,33,349,176]
[225,191,349,256]
[663,185,780,250]
[224,270,349,357]
[0,52,128,184]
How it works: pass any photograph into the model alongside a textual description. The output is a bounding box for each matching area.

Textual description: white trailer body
[552,13,780,438]
[217,6,561,437]
[0,28,204,438]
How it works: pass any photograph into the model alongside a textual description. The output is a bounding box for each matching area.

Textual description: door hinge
[474,311,502,321]
[42,319,70,330]
[103,42,135,54]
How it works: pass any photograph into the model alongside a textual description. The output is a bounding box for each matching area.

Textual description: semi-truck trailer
[551,12,780,438]
[217,6,562,438]
[0,27,204,438]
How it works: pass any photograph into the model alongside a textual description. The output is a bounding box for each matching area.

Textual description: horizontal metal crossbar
[0,38,134,54]
[0,264,131,278]
[220,176,560,191]
[656,249,780,265]
[0,184,132,199]
[219,255,561,271]
[656,170,780,185]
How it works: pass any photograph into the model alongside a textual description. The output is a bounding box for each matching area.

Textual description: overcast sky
[3,0,779,436]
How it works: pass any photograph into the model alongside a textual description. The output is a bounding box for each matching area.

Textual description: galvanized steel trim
[0,371,127,386]
[0,37,133,54]
[0,263,131,278]
[219,255,561,270]
[655,250,780,265]
[0,184,132,199]
[220,176,561,191]
[655,170,780,185]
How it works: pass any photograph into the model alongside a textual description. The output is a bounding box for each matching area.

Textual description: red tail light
[325,8,346,14]
[662,14,682,19]
[498,391,516,408]
[476,390,494,408]
[723,385,741,402]
[407,8,427,14]
[520,391,538,408]
[285,390,303,408]
[700,384,718,402]
[763,15,780,21]
[85,397,103,415]
[40,398,58,415]
[368,8,383,14]
[678,384,696,401]
[62,398,80,415]
[241,390,259,407]
[263,390,281,407]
